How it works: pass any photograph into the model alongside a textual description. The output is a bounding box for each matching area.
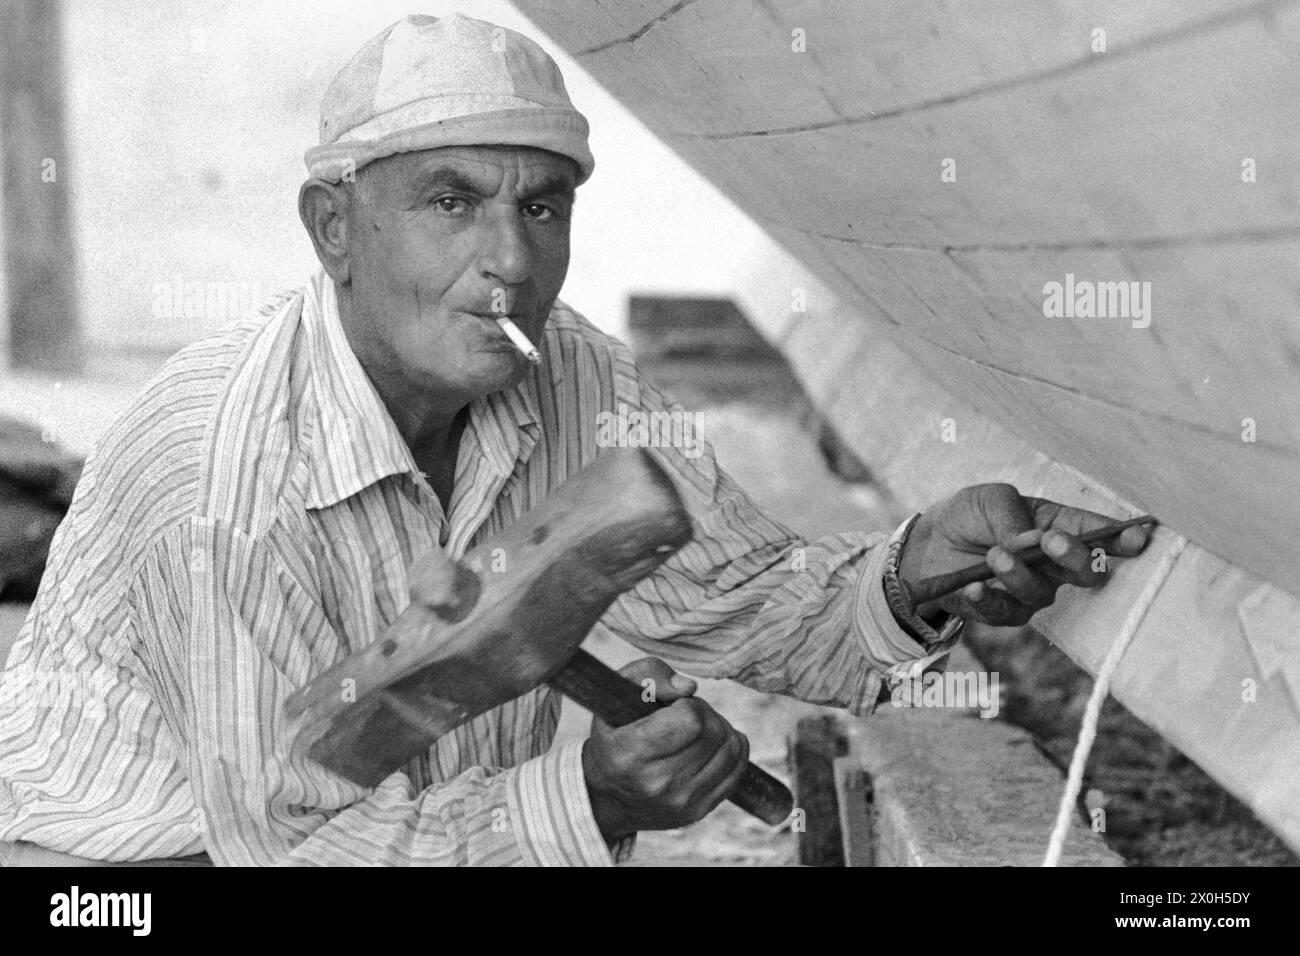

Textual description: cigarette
[496,316,541,365]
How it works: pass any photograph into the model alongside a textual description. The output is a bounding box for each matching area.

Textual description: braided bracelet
[883,513,965,647]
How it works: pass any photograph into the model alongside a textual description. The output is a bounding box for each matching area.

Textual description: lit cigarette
[496,316,541,365]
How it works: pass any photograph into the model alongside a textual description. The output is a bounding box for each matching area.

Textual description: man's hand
[582,657,750,842]
[898,483,1152,627]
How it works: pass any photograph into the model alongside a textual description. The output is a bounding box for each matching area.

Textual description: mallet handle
[549,648,795,826]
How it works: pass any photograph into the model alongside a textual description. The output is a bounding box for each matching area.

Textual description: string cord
[1042,533,1186,867]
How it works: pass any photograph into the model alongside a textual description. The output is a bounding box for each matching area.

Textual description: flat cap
[304,13,594,184]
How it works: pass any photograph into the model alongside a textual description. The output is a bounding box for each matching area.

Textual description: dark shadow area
[966,624,1299,866]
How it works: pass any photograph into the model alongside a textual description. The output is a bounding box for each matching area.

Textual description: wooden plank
[627,295,788,360]
[543,0,1257,139]
[788,715,846,866]
[780,237,1300,596]
[805,238,1300,436]
[832,756,873,867]
[0,0,81,373]
[672,10,1299,250]
[846,705,1124,866]
[527,0,1295,246]
[848,326,1300,598]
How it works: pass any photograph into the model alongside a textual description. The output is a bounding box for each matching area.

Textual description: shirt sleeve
[594,371,952,718]
[127,515,618,866]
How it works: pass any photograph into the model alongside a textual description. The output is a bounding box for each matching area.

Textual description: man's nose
[477,210,532,287]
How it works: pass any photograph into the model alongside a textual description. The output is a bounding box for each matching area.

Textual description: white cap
[304,13,594,184]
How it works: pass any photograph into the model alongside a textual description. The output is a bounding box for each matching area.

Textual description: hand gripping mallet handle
[548,648,795,826]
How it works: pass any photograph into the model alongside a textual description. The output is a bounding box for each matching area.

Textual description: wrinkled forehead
[361,145,580,197]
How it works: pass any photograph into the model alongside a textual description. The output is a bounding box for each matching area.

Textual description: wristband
[883,514,966,647]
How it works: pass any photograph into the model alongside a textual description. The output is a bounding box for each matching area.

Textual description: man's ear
[298,178,352,284]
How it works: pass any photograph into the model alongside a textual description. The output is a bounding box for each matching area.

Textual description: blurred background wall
[0,0,836,356]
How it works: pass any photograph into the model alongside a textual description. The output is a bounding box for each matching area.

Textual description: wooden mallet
[284,448,794,826]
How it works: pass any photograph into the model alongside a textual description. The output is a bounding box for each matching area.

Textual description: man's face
[340,145,576,403]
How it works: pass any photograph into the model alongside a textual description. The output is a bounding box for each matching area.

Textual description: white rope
[1042,533,1186,867]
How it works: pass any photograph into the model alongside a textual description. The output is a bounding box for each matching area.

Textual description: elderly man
[0,14,1146,866]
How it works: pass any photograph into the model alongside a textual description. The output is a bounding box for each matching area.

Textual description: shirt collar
[301,270,540,511]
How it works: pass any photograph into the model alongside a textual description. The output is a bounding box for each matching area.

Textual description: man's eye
[522,202,557,221]
[432,196,470,214]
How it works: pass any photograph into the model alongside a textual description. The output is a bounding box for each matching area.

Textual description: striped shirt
[0,268,937,866]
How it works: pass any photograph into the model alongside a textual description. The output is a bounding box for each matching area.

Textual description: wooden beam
[846,703,1124,866]
[832,757,874,867]
[788,715,846,866]
[0,0,81,374]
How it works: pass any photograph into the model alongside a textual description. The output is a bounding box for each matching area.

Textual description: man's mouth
[470,309,538,330]
[468,311,518,335]
[464,311,540,363]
